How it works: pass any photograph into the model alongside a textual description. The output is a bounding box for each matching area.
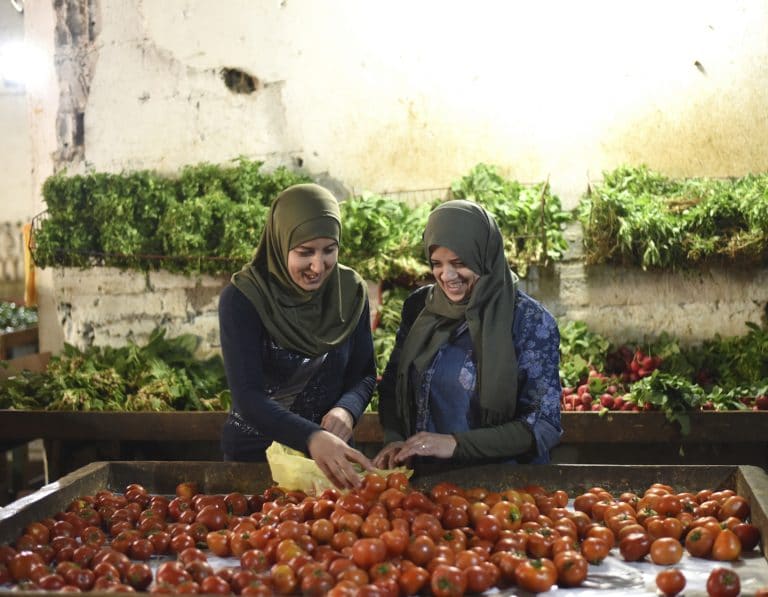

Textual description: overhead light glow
[0,41,48,90]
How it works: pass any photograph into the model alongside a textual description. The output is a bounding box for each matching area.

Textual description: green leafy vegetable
[580,165,768,269]
[0,329,231,412]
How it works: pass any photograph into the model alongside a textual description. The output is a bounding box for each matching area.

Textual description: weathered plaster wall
[0,3,34,224]
[45,0,768,202]
[16,0,768,353]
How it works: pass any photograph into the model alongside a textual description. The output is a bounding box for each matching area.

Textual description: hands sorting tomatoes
[0,478,764,595]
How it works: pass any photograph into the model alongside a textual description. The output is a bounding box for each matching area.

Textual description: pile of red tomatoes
[0,475,765,596]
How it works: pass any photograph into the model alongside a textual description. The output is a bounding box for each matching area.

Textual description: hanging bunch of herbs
[33,158,310,274]
[449,164,571,277]
[0,328,230,411]
[579,165,768,269]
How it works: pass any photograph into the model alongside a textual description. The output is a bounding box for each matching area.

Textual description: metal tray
[0,462,765,553]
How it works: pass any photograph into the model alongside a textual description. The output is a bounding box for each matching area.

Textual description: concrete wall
[13,0,768,353]
[53,255,768,357]
[52,267,227,356]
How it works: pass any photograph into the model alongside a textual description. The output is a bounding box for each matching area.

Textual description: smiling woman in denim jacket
[374,200,562,469]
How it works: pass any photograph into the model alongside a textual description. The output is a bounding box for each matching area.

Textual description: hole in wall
[221,68,259,94]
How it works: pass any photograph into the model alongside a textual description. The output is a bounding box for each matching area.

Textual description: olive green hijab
[395,200,519,430]
[232,183,366,357]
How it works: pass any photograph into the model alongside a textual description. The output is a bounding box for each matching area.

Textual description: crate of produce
[0,462,766,595]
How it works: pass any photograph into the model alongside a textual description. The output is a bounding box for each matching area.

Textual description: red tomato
[398,565,429,596]
[128,538,154,561]
[430,564,467,597]
[731,522,760,551]
[656,568,685,597]
[200,574,233,595]
[405,535,436,566]
[649,537,683,565]
[80,526,106,548]
[380,529,409,558]
[196,504,229,531]
[8,551,45,582]
[206,529,232,557]
[169,532,196,554]
[146,530,171,555]
[553,550,588,587]
[619,531,651,561]
[156,561,193,586]
[125,562,153,591]
[685,526,716,558]
[351,538,387,569]
[300,567,335,596]
[25,522,51,545]
[223,492,249,517]
[718,495,750,521]
[240,549,269,573]
[411,513,444,541]
[514,558,557,593]
[711,528,741,561]
[465,562,499,594]
[473,514,501,542]
[68,567,95,591]
[706,567,740,597]
[175,482,199,500]
[37,573,66,591]
[385,472,409,492]
[581,536,610,564]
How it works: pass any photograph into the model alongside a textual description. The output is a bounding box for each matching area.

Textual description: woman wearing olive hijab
[374,200,562,468]
[218,183,376,489]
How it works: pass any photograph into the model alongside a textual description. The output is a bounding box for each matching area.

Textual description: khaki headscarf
[232,183,366,357]
[395,200,519,431]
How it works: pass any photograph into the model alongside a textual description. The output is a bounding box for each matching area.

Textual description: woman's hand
[393,432,457,463]
[372,441,406,469]
[307,430,374,490]
[321,407,354,442]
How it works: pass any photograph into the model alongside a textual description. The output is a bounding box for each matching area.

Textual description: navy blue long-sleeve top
[218,283,376,461]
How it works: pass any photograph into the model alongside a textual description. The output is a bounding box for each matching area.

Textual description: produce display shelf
[0,462,766,596]
[0,410,766,444]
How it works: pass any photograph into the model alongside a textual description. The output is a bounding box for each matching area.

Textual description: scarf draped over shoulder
[232,183,366,357]
[394,200,519,431]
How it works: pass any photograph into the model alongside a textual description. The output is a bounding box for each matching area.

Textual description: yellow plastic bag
[265,441,412,495]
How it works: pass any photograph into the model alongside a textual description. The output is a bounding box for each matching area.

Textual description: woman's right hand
[307,430,373,490]
[372,441,406,469]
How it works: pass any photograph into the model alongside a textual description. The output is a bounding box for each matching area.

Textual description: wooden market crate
[0,326,39,360]
[0,350,50,380]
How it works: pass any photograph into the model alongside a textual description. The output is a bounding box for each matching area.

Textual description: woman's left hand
[321,407,354,442]
[394,432,457,463]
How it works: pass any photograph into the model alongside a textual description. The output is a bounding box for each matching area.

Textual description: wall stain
[355,98,544,193]
[600,79,768,177]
